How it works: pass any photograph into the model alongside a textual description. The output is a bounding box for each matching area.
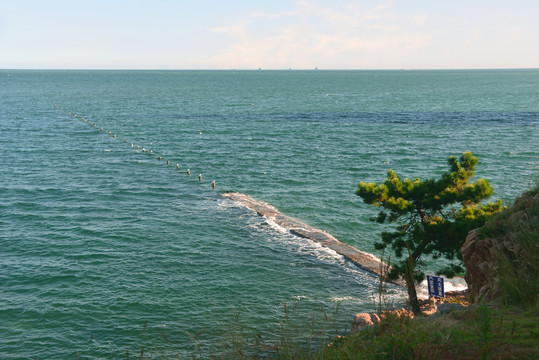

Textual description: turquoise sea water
[1,69,538,358]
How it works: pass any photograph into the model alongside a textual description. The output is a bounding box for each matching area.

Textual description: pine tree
[357,152,503,314]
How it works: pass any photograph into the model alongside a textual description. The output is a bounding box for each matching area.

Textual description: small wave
[265,217,294,234]
[248,215,345,265]
[330,296,357,302]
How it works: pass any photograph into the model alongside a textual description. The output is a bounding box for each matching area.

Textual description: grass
[317,303,539,360]
[481,181,539,308]
[497,230,539,308]
[220,302,342,360]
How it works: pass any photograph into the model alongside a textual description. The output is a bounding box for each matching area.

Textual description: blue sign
[427,275,444,298]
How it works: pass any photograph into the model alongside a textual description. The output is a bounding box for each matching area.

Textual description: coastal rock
[380,308,414,320]
[419,296,443,306]
[352,308,416,332]
[461,229,509,303]
[351,313,374,332]
[461,192,539,303]
[421,304,438,316]
[351,296,465,332]
[461,229,498,303]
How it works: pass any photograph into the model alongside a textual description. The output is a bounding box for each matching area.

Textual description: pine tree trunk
[404,255,421,315]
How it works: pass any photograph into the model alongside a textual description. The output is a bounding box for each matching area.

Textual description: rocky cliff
[461,186,539,303]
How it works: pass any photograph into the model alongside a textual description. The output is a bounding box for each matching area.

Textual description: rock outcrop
[461,229,502,303]
[461,190,539,303]
[351,313,377,331]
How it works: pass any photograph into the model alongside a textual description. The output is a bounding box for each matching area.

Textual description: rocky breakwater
[222,192,397,281]
[461,189,539,303]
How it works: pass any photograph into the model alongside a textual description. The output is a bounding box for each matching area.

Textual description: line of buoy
[57,106,217,189]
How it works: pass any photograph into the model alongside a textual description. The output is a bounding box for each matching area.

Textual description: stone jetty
[222,192,394,280]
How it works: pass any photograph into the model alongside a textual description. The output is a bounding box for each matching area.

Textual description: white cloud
[208,0,431,69]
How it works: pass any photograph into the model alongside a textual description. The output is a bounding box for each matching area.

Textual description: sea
[1,69,538,358]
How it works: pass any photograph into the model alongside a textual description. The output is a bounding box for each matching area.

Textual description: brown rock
[462,229,498,303]
[461,191,539,304]
[380,308,414,320]
[351,313,374,332]
[421,304,438,316]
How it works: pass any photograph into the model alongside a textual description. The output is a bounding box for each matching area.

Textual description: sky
[1,0,538,70]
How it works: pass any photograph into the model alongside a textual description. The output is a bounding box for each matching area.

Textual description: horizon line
[1,67,538,72]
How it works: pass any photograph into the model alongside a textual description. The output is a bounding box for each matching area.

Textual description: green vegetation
[497,231,539,308]
[356,152,503,314]
[483,181,539,308]
[318,303,539,360]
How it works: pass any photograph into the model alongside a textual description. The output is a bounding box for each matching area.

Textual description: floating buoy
[61,109,225,194]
